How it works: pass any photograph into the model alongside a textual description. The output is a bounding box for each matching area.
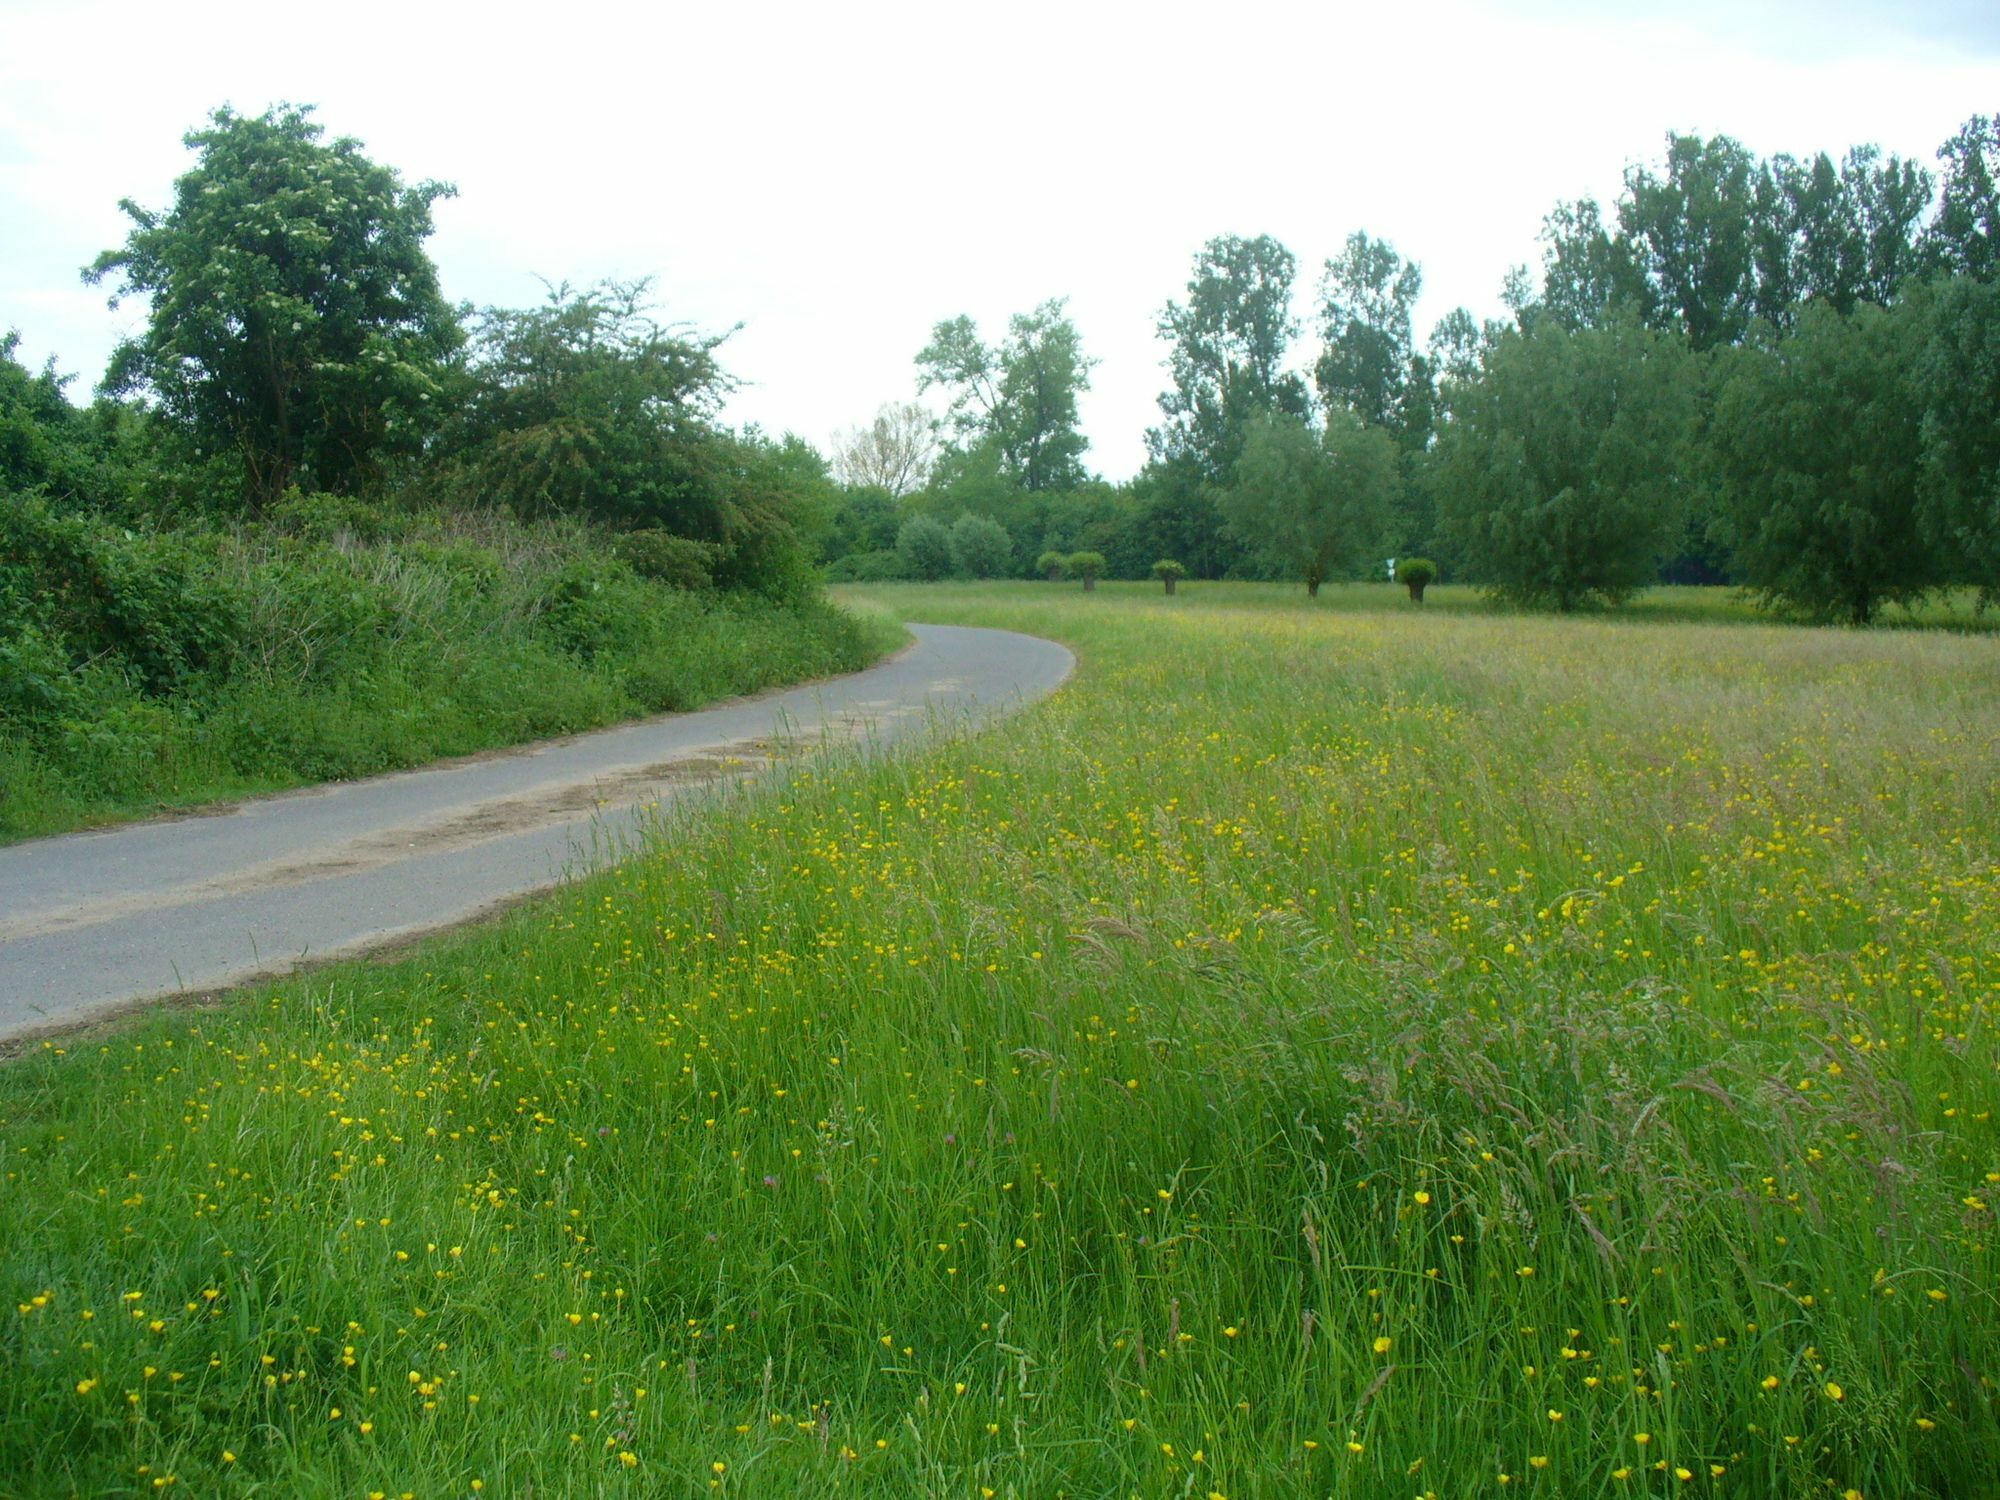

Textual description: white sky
[2,0,1994,480]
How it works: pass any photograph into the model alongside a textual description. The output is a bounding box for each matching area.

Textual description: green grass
[2,582,1995,1497]
[0,509,905,844]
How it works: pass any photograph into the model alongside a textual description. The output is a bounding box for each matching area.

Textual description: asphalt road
[0,623,1072,1042]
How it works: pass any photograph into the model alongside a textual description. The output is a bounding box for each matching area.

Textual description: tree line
[826,114,2000,622]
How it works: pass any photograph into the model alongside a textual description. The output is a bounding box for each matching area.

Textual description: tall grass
[2,583,1993,1497]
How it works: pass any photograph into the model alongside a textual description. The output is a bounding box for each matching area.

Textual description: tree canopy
[916,300,1093,492]
[85,104,461,509]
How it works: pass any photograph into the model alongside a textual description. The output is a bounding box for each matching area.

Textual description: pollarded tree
[1709,299,1934,624]
[1435,316,1697,611]
[1222,412,1399,598]
[85,104,461,510]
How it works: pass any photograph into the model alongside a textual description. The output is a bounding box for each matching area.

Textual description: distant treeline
[824,117,2000,622]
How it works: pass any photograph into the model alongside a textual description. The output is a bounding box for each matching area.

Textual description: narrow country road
[0,623,1072,1043]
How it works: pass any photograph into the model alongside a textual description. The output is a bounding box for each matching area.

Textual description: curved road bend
[0,623,1072,1042]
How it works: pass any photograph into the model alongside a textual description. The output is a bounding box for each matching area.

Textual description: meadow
[1,581,1995,1498]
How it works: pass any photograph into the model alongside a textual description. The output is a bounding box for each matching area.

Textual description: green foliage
[823,485,904,563]
[85,104,460,509]
[1150,234,1311,482]
[1397,555,1438,601]
[896,513,955,581]
[1222,412,1399,597]
[0,494,244,694]
[947,512,1012,579]
[1437,317,1697,610]
[823,549,910,583]
[1914,274,2000,600]
[443,279,732,532]
[916,300,1094,492]
[1926,113,1999,280]
[0,334,107,506]
[1150,558,1186,580]
[1064,550,1106,588]
[611,529,720,591]
[1315,231,1425,437]
[1709,300,1934,624]
[1035,549,1066,580]
[0,508,892,840]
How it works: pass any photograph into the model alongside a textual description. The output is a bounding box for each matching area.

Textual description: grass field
[2,581,1995,1498]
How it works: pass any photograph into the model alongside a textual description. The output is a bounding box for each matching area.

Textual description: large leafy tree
[1750,147,1932,324]
[1913,274,2000,601]
[1436,316,1696,610]
[1617,133,1761,351]
[915,299,1093,492]
[1927,113,2000,281]
[1708,300,1933,624]
[444,278,733,535]
[1314,231,1423,436]
[1149,234,1310,483]
[1221,412,1398,597]
[1532,197,1644,332]
[85,104,460,510]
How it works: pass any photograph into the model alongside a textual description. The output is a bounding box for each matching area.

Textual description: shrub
[948,513,1013,578]
[612,529,720,591]
[897,514,955,581]
[1152,558,1186,594]
[1036,550,1067,581]
[1067,551,1106,591]
[1397,556,1438,602]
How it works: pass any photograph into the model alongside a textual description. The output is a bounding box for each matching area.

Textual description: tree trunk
[1407,581,1427,603]
[1163,577,1176,595]
[1306,576,1321,598]
[1082,576,1096,592]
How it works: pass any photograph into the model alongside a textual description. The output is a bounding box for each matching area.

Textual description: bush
[948,513,1013,578]
[1397,556,1437,602]
[897,514,955,581]
[1151,558,1186,594]
[1036,550,1067,580]
[612,529,720,591]
[1067,551,1106,591]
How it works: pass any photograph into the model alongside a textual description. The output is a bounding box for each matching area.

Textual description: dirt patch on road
[0,741,785,945]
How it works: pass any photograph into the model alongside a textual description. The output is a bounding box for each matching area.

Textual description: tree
[1,334,99,505]
[1533,197,1643,332]
[948,512,1012,578]
[1149,234,1310,483]
[1616,133,1760,351]
[1065,551,1106,590]
[1314,231,1423,436]
[443,279,734,535]
[85,104,460,510]
[1435,317,1697,610]
[916,299,1094,492]
[1750,147,1931,326]
[1396,557,1437,603]
[897,513,954,580]
[1707,301,1932,624]
[1914,274,2000,602]
[1927,113,2000,281]
[1221,412,1398,598]
[1151,558,1186,594]
[831,402,938,495]
[1035,550,1066,580]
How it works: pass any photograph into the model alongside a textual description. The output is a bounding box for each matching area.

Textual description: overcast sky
[1,0,1993,480]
